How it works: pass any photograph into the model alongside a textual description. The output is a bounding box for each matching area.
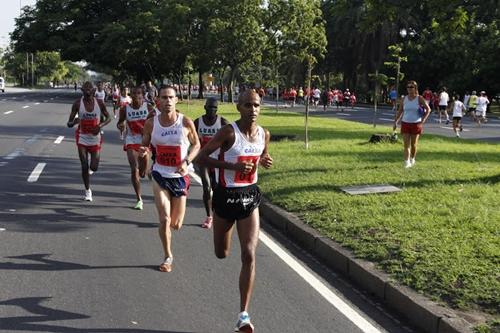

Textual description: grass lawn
[177,99,500,318]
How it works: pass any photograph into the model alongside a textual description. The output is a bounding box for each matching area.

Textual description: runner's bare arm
[98,100,112,129]
[195,125,252,174]
[177,117,201,175]
[116,105,127,132]
[67,101,79,127]
[419,95,431,123]
[139,118,153,158]
[260,128,273,169]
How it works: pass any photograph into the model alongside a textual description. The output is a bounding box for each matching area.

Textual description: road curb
[259,198,475,333]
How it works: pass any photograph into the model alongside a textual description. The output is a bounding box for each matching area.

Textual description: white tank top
[95,90,105,101]
[218,122,265,188]
[125,102,149,145]
[198,115,222,158]
[151,113,189,178]
[77,97,101,146]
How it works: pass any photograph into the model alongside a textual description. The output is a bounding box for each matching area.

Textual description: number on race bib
[234,155,259,184]
[156,145,181,167]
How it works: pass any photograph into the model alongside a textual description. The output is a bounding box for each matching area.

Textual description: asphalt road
[261,100,500,143]
[0,89,418,333]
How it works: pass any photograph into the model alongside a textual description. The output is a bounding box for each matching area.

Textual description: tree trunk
[227,67,237,103]
[197,71,204,99]
[177,73,183,101]
[305,59,313,150]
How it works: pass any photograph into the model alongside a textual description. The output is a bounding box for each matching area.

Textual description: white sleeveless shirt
[77,97,101,146]
[218,122,265,188]
[198,115,222,159]
[151,113,190,178]
[125,102,149,145]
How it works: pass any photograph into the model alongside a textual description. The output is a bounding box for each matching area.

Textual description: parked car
[0,77,5,93]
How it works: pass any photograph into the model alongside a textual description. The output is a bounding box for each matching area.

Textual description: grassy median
[177,99,500,316]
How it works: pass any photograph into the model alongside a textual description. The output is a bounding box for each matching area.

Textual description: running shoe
[446,119,450,125]
[89,170,94,175]
[134,200,143,210]
[459,126,463,132]
[404,160,412,169]
[84,189,92,201]
[201,216,213,229]
[235,312,254,333]
[159,257,173,272]
[410,158,416,166]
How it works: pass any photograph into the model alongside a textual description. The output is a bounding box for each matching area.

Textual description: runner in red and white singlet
[117,86,155,210]
[139,86,200,273]
[67,81,111,201]
[195,89,273,333]
[194,97,228,228]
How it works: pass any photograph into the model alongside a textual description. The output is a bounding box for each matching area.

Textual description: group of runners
[390,85,491,138]
[66,81,271,332]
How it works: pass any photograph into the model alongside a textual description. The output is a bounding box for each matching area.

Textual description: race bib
[156,145,181,167]
[201,136,213,147]
[128,119,146,135]
[80,118,98,134]
[234,155,259,184]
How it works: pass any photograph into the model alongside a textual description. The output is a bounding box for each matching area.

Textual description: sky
[0,0,38,48]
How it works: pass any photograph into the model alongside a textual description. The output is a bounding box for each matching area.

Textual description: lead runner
[195,89,273,333]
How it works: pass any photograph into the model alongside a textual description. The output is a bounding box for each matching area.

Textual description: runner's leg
[127,149,142,201]
[236,209,260,312]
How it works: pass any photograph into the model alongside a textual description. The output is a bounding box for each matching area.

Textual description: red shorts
[401,122,423,135]
[124,144,141,152]
[75,130,102,152]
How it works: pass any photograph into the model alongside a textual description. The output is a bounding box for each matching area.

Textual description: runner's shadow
[0,297,196,332]
[0,254,157,272]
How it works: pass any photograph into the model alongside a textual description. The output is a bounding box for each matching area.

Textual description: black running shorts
[152,171,190,197]
[213,184,261,221]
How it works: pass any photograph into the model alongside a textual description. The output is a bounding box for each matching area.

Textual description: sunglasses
[407,86,415,88]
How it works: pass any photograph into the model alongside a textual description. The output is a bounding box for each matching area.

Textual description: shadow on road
[0,297,197,332]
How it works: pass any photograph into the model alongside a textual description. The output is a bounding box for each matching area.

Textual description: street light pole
[31,53,34,87]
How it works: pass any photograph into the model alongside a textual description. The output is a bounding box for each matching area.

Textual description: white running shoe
[89,170,94,175]
[235,312,254,332]
[410,158,416,166]
[404,160,412,168]
[84,189,92,201]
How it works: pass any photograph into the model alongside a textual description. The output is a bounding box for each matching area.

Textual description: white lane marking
[259,232,382,333]
[22,105,30,109]
[54,136,64,144]
[337,113,351,116]
[379,118,394,122]
[27,162,46,182]
[4,148,24,160]
[34,102,40,105]
[4,110,14,114]
[188,171,382,332]
[12,97,17,99]
[0,228,6,231]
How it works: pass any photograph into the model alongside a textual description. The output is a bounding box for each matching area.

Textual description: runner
[194,97,229,228]
[422,87,433,108]
[195,89,273,333]
[393,80,431,168]
[119,87,132,109]
[389,86,397,111]
[112,84,120,118]
[475,91,490,126]
[448,94,466,137]
[138,85,200,272]
[66,81,111,201]
[145,80,158,106]
[95,82,106,103]
[468,90,478,119]
[438,87,450,124]
[117,86,155,209]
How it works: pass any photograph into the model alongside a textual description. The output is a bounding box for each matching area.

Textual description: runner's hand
[91,126,101,135]
[138,146,149,158]
[260,154,273,169]
[117,122,125,132]
[234,161,254,175]
[176,160,189,176]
